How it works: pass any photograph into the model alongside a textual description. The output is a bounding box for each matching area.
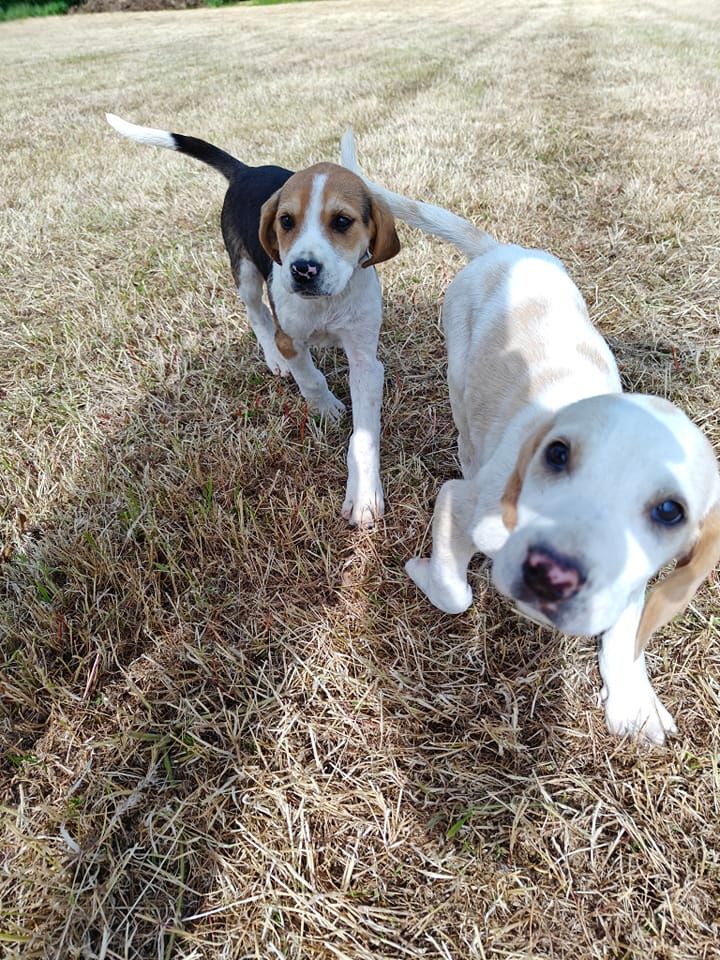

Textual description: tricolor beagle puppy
[342,131,720,744]
[106,114,400,527]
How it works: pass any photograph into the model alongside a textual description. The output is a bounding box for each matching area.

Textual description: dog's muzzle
[516,544,586,621]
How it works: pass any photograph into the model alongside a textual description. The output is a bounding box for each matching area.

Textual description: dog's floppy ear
[259,189,282,265]
[500,419,553,531]
[634,505,720,658]
[363,193,400,268]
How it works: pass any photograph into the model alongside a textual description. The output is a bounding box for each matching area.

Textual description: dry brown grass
[2,0,720,956]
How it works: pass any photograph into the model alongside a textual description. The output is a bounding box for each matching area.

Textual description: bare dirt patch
[78,0,202,13]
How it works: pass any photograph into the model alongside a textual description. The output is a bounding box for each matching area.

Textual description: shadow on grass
[0,250,584,957]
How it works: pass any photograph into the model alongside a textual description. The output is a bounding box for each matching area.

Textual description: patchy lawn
[2,0,720,956]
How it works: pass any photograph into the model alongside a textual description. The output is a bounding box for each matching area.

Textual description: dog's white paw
[341,482,384,528]
[269,357,292,377]
[601,684,677,745]
[253,330,292,377]
[310,392,346,422]
[405,557,472,614]
[261,343,292,378]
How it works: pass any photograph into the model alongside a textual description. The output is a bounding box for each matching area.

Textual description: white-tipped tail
[106,113,177,151]
[340,128,495,261]
[340,127,360,174]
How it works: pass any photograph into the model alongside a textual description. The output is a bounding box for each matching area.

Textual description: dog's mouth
[293,287,328,298]
[512,593,614,638]
[511,600,555,628]
[503,578,562,625]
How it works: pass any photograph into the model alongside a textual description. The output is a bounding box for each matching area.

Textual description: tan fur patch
[267,295,297,359]
[529,367,575,393]
[635,507,720,657]
[576,341,611,373]
[322,172,374,255]
[500,468,523,531]
[272,162,376,263]
[464,314,569,429]
[500,419,555,530]
[275,329,297,359]
[511,298,549,326]
[273,169,316,257]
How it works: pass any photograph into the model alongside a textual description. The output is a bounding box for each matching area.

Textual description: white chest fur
[269,263,382,345]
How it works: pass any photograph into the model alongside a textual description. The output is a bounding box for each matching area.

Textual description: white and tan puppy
[342,131,720,743]
[107,115,400,527]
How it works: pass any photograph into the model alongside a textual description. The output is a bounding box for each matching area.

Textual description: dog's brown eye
[279,214,294,231]
[332,215,354,233]
[545,440,570,471]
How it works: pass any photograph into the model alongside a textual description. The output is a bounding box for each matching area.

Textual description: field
[2,0,720,956]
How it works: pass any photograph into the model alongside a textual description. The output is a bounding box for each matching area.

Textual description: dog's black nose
[290,259,322,284]
[522,546,584,604]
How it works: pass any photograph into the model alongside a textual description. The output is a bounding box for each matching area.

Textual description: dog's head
[493,393,720,652]
[259,162,400,298]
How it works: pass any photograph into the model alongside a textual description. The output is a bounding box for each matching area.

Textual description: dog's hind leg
[456,419,475,478]
[236,258,291,376]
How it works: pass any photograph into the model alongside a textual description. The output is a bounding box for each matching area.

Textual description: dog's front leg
[237,260,292,377]
[282,344,346,422]
[598,593,677,744]
[406,478,477,613]
[339,344,384,528]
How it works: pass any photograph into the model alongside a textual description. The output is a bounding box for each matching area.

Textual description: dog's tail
[340,128,496,261]
[106,113,245,182]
